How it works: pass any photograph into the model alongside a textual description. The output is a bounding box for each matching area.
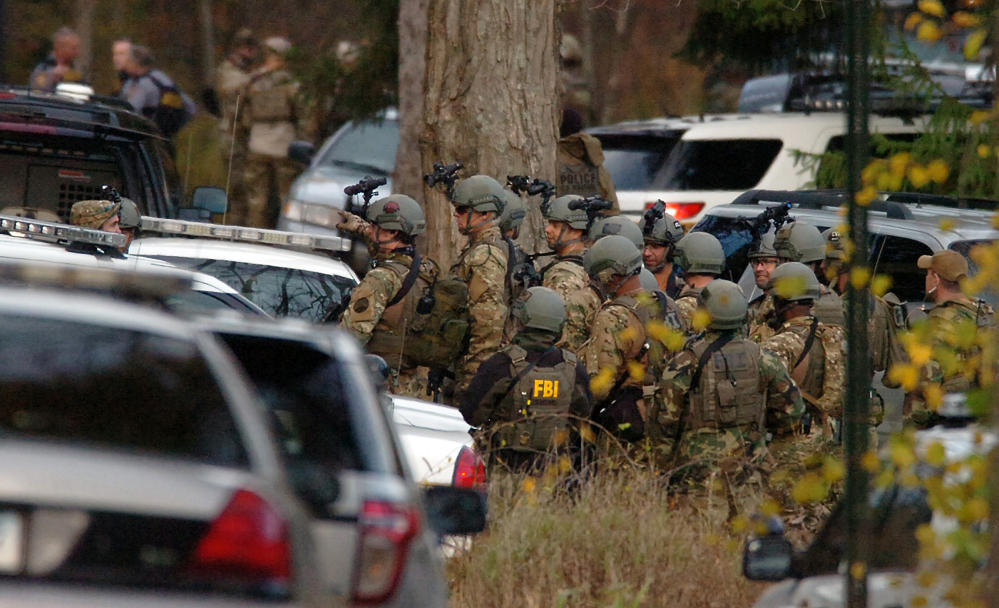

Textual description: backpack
[403,275,471,369]
[145,73,194,137]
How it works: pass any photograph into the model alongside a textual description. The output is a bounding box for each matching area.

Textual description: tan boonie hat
[70,199,120,229]
[917,250,969,282]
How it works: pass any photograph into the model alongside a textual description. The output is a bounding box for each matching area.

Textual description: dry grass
[447,468,770,608]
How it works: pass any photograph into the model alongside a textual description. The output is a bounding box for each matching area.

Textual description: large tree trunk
[75,0,96,79]
[393,0,430,205]
[199,0,216,86]
[419,0,559,269]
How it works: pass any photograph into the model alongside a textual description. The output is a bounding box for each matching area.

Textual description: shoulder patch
[353,297,370,313]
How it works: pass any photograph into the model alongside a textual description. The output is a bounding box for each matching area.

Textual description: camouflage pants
[239,154,299,228]
[391,367,429,400]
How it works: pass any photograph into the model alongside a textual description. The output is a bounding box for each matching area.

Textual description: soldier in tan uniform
[654,280,803,511]
[672,232,725,329]
[450,175,510,397]
[337,195,439,398]
[241,37,312,228]
[746,230,779,335]
[541,194,592,302]
[216,29,259,218]
[758,263,845,438]
[909,250,996,427]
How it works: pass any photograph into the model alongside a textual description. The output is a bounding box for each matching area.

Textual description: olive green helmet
[674,232,725,275]
[639,213,684,245]
[583,234,643,278]
[697,279,748,330]
[542,194,589,230]
[639,267,659,292]
[747,230,777,259]
[450,175,506,214]
[366,194,426,236]
[768,262,822,302]
[119,198,140,230]
[510,286,567,333]
[589,216,644,248]
[774,221,826,264]
[499,190,526,233]
[823,228,846,260]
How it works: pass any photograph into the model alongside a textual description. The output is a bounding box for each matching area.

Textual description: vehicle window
[596,133,683,190]
[218,335,399,475]
[690,214,774,283]
[317,119,400,176]
[656,139,783,190]
[155,257,355,322]
[870,234,933,303]
[0,316,247,467]
[164,289,259,316]
[950,240,999,307]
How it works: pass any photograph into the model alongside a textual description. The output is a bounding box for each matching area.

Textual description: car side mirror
[191,186,228,215]
[423,486,487,536]
[743,534,793,581]
[288,140,316,165]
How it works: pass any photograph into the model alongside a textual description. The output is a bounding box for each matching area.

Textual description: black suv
[0,85,181,220]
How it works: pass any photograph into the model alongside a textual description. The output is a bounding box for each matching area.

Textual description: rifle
[101,184,123,207]
[747,202,793,244]
[343,176,388,217]
[567,195,613,231]
[507,175,556,205]
[424,161,464,199]
[642,200,666,238]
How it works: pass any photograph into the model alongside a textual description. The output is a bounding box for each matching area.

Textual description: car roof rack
[139,216,351,253]
[731,189,915,219]
[0,212,127,249]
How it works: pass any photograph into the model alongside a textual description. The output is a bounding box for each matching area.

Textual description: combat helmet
[768,262,822,302]
[70,199,120,230]
[119,198,140,230]
[823,228,846,260]
[774,221,826,264]
[499,190,526,233]
[639,213,684,245]
[589,216,644,248]
[510,286,567,333]
[697,280,748,330]
[451,175,506,215]
[673,232,725,276]
[747,229,777,259]
[543,194,589,230]
[639,267,659,292]
[366,194,426,236]
[583,234,643,278]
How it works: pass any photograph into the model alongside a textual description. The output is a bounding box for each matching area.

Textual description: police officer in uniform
[338,195,440,398]
[639,210,685,298]
[541,194,592,302]
[578,235,663,442]
[655,280,803,513]
[450,175,511,397]
[758,263,845,438]
[460,287,593,472]
[241,37,312,228]
[672,232,725,328]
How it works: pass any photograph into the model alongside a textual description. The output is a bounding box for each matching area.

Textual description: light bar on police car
[0,213,127,248]
[139,216,351,252]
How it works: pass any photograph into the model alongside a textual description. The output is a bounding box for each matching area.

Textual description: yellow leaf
[912,596,928,608]
[558,455,573,474]
[917,21,943,42]
[965,28,987,60]
[890,441,917,468]
[889,152,911,177]
[963,496,989,522]
[580,422,597,443]
[862,450,882,473]
[909,342,933,366]
[876,171,896,191]
[760,499,781,517]
[908,165,930,188]
[970,110,992,125]
[521,477,536,493]
[953,11,981,27]
[939,218,956,232]
[926,158,950,184]
[730,515,748,533]
[872,274,892,297]
[590,367,616,395]
[856,186,878,206]
[862,160,885,184]
[792,472,828,505]
[850,561,867,580]
[823,457,846,483]
[919,0,946,17]
[627,360,646,383]
[692,308,711,332]
[978,143,991,158]
[888,363,919,391]
[621,325,640,341]
[905,11,925,30]
[851,266,871,289]
[924,383,943,411]
[925,442,946,466]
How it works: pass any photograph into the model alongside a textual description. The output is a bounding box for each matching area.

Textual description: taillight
[351,500,421,605]
[190,489,290,588]
[453,446,487,489]
[645,201,705,221]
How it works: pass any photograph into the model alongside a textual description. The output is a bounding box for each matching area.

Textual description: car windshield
[154,257,355,323]
[0,315,246,466]
[657,139,783,190]
[595,133,684,190]
[317,119,400,176]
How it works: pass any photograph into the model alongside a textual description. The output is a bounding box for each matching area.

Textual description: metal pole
[844,0,871,604]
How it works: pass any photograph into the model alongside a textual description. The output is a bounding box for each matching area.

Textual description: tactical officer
[541,194,592,302]
[746,230,778,330]
[578,235,663,442]
[338,195,440,398]
[655,280,803,511]
[500,189,535,340]
[450,175,511,396]
[771,221,844,329]
[460,287,593,471]
[909,250,996,427]
[672,232,725,328]
[119,198,141,251]
[589,215,644,249]
[758,263,845,438]
[639,210,685,298]
[70,199,122,234]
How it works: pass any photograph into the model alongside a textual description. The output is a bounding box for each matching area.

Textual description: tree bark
[199,0,216,86]
[75,0,96,80]
[393,0,430,205]
[419,0,559,269]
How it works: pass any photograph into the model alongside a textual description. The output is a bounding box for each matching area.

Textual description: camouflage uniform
[342,249,440,399]
[452,225,509,394]
[656,331,803,487]
[674,285,702,329]
[542,257,589,303]
[559,281,604,353]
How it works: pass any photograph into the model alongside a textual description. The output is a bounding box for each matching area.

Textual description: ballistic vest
[494,345,577,452]
[685,338,765,432]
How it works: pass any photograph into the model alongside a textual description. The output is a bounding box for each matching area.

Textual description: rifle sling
[386,252,422,308]
[792,318,820,371]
